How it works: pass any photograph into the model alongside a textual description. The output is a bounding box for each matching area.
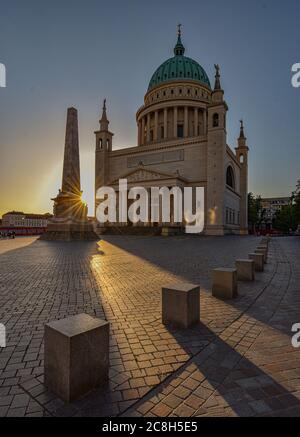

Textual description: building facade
[95,29,249,235]
[261,197,291,229]
[2,211,52,228]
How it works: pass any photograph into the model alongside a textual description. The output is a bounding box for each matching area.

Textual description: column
[164,108,168,139]
[173,106,177,138]
[203,110,207,135]
[194,108,198,136]
[146,113,151,143]
[154,111,158,141]
[141,117,145,145]
[184,106,188,137]
[138,120,141,145]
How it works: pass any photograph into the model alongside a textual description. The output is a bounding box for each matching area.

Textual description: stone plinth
[162,283,200,328]
[41,219,99,241]
[236,259,255,281]
[249,253,264,271]
[44,313,109,402]
[212,268,238,299]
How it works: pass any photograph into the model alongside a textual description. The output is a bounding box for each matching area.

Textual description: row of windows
[11,220,48,227]
[226,208,240,225]
[143,123,203,142]
[146,87,209,104]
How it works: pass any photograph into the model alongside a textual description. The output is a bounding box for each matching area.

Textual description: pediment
[109,166,185,185]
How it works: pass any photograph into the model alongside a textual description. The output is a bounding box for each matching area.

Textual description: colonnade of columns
[138,106,206,146]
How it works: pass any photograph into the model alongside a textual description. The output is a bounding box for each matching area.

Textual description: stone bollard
[258,243,268,249]
[235,259,255,281]
[212,268,238,300]
[255,248,267,263]
[257,245,268,256]
[44,313,109,403]
[249,253,264,272]
[162,283,200,328]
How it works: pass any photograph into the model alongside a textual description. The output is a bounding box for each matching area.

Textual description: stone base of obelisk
[40,219,99,241]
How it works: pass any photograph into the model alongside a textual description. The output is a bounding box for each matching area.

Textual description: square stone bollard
[255,248,267,263]
[235,259,255,281]
[257,244,268,251]
[212,268,238,300]
[162,283,200,328]
[44,313,109,403]
[257,245,268,256]
[249,253,264,272]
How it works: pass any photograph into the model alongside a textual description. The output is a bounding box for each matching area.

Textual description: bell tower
[206,65,228,235]
[95,99,114,215]
[236,120,249,234]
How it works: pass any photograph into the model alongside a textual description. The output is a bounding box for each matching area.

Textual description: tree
[292,180,300,225]
[273,204,297,233]
[248,193,265,232]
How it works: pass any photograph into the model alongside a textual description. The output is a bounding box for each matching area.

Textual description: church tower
[236,120,249,234]
[95,100,114,215]
[206,65,228,235]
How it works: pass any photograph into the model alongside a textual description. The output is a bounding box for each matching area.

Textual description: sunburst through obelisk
[41,107,98,240]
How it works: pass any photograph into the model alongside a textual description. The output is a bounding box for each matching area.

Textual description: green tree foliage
[273,205,297,233]
[273,180,300,233]
[292,180,300,224]
[248,193,266,231]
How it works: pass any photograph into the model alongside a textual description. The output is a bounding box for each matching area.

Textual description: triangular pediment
[109,166,186,185]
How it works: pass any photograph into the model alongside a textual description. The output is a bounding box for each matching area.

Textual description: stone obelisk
[62,107,81,196]
[41,107,98,240]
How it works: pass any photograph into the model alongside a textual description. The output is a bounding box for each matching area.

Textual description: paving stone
[6,407,27,417]
[151,402,172,417]
[1,236,300,417]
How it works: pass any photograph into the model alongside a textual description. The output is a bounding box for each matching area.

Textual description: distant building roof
[2,211,25,216]
[2,211,53,219]
[261,197,290,202]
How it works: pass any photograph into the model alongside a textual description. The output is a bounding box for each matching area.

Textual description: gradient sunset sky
[0,0,300,217]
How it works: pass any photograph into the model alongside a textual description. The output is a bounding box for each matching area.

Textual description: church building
[95,28,249,235]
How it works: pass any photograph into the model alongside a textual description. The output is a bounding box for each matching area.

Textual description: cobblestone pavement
[0,235,299,417]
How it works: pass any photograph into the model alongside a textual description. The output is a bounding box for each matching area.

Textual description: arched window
[226,166,235,189]
[99,139,103,149]
[239,154,244,164]
[106,139,110,148]
[213,113,219,127]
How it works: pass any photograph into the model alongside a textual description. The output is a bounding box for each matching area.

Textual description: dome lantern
[147,27,211,92]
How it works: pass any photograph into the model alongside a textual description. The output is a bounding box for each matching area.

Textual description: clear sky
[0,0,299,217]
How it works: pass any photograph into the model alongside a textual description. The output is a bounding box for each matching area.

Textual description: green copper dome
[147,32,211,91]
